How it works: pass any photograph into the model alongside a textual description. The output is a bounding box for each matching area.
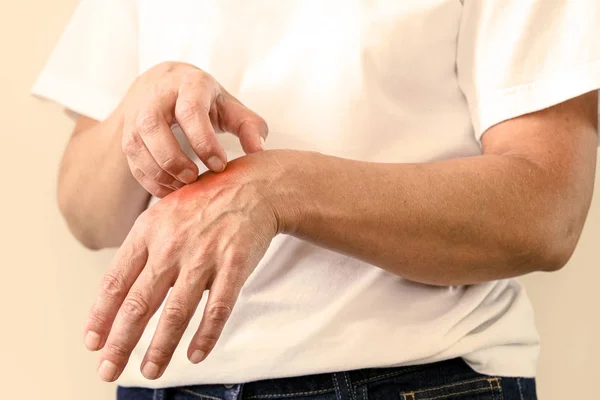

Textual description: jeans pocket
[399,377,503,400]
[358,377,503,400]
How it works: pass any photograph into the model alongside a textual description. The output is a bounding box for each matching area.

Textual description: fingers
[187,270,242,365]
[84,233,148,354]
[140,266,209,380]
[128,159,175,199]
[176,79,228,173]
[97,261,176,382]
[123,112,198,188]
[134,110,200,184]
[217,90,268,155]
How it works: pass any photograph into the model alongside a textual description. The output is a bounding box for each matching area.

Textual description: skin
[60,66,597,381]
[57,62,267,249]
[88,164,276,381]
[57,110,149,248]
[119,61,268,195]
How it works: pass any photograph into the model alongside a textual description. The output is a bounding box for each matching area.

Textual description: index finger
[83,231,147,352]
[216,90,269,155]
[129,109,200,185]
[175,84,228,173]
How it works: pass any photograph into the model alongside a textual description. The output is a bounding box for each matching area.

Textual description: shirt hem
[31,74,120,121]
[475,59,600,141]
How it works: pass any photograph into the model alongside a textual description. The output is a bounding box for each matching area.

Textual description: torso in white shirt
[35,0,600,389]
[127,0,540,387]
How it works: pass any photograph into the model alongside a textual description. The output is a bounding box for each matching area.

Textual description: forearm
[269,150,591,285]
[58,109,150,249]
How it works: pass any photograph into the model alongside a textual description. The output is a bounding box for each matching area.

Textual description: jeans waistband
[184,358,468,399]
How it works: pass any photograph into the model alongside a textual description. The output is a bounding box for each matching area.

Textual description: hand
[83,153,279,381]
[121,61,268,198]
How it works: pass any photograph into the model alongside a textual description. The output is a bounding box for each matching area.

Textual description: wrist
[254,149,320,236]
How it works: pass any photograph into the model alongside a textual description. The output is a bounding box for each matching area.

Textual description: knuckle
[155,235,183,259]
[240,116,269,137]
[131,167,145,181]
[184,69,210,85]
[135,111,161,137]
[174,99,202,122]
[87,307,109,328]
[156,61,178,74]
[104,342,130,360]
[163,302,190,330]
[158,157,180,172]
[205,302,232,324]
[195,332,219,348]
[101,273,126,298]
[121,293,151,322]
[185,261,207,280]
[188,136,215,155]
[145,346,173,364]
[121,133,140,155]
[160,242,178,259]
[150,168,172,184]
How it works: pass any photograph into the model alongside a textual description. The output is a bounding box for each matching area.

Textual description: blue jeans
[117,358,537,399]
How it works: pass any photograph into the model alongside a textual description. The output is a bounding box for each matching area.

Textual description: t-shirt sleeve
[457,0,600,141]
[31,0,138,121]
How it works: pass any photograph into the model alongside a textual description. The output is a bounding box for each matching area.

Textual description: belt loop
[332,372,356,400]
[153,388,165,400]
[224,384,243,400]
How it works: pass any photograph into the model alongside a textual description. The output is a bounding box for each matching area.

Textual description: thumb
[218,91,268,154]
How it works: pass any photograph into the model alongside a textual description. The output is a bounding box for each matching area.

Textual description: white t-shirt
[34,0,600,388]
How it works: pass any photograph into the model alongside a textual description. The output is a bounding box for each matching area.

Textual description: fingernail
[142,361,160,380]
[207,156,225,172]
[259,136,266,150]
[190,350,205,364]
[177,169,197,184]
[98,360,118,382]
[170,179,184,189]
[84,331,101,351]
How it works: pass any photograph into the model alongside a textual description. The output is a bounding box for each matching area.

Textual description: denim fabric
[117,358,537,399]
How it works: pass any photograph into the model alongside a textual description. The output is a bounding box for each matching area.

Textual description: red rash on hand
[171,156,257,202]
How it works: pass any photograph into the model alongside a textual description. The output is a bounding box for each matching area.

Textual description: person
[33,0,600,399]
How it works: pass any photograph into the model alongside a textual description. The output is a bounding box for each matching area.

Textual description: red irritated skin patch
[173,162,241,200]
[171,150,277,202]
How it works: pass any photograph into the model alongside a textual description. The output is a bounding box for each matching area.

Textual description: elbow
[532,235,578,273]
[74,233,104,252]
[59,210,105,251]
[72,229,105,251]
[515,207,588,274]
[538,222,585,273]
[57,190,105,251]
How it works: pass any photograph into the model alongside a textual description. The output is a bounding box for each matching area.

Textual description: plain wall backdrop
[1,1,598,399]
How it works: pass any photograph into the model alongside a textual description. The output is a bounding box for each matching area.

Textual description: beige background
[1,1,598,399]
